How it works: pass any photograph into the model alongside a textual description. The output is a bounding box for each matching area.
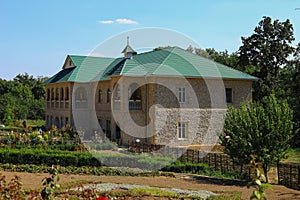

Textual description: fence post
[298,165,300,190]
[220,154,223,173]
[290,165,292,188]
[277,163,280,185]
[214,153,217,170]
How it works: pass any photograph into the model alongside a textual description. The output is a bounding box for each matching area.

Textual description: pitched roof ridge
[176,48,257,79]
[152,47,176,75]
[105,58,126,76]
[69,54,115,60]
[171,47,203,76]
[131,56,148,73]
[119,58,127,75]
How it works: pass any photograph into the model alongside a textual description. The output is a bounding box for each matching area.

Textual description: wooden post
[214,153,217,170]
[277,163,280,185]
[298,165,300,190]
[290,164,292,188]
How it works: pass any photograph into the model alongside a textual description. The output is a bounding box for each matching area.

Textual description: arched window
[51,88,54,100]
[113,84,121,110]
[75,87,87,108]
[55,88,59,100]
[128,83,142,110]
[98,89,102,103]
[54,117,60,128]
[107,89,111,103]
[60,88,64,100]
[114,84,120,101]
[75,87,87,101]
[65,87,69,100]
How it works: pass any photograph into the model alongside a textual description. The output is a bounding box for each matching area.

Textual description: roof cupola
[121,36,137,59]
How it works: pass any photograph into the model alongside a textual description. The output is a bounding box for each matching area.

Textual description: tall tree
[205,48,240,71]
[279,43,300,146]
[0,74,46,122]
[239,16,295,100]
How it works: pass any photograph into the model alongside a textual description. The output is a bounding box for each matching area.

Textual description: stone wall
[151,77,252,146]
[154,108,226,146]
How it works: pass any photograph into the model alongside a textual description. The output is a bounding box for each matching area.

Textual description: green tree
[0,74,46,122]
[239,16,295,100]
[279,42,300,147]
[186,46,241,70]
[220,94,294,182]
[0,93,17,122]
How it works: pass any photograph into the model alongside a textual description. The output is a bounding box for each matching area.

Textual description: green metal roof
[44,55,114,84]
[44,46,257,84]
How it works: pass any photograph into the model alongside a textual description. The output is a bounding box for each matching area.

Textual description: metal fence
[128,143,251,179]
[128,143,300,190]
[278,163,300,190]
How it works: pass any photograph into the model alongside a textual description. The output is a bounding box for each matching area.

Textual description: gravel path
[80,183,216,199]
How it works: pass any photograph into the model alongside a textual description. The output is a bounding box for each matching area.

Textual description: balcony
[129,100,142,110]
[75,100,87,109]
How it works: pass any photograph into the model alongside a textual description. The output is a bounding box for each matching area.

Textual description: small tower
[122,36,137,59]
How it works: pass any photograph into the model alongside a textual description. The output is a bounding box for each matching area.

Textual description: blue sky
[0,0,299,80]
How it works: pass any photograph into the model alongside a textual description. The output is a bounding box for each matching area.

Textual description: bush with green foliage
[220,94,293,182]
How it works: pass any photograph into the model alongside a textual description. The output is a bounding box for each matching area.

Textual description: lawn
[281,148,300,164]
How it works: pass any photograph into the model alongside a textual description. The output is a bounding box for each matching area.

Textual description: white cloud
[115,18,138,24]
[99,20,114,24]
[98,18,138,25]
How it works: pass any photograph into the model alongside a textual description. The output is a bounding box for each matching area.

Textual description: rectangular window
[178,88,186,103]
[225,88,233,103]
[177,122,187,139]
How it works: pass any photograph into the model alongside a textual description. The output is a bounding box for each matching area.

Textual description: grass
[127,188,180,198]
[208,191,242,200]
[75,187,242,200]
[16,119,45,127]
[281,148,300,164]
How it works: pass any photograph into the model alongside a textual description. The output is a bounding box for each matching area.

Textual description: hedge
[0,148,101,167]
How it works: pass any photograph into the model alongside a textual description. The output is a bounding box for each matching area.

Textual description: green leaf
[254,190,262,199]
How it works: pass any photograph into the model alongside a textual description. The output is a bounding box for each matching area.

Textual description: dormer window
[69,60,72,66]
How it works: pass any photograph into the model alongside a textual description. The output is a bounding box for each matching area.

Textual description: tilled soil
[1,171,300,200]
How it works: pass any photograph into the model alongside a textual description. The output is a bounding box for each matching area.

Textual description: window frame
[225,88,233,104]
[177,122,188,139]
[178,87,186,103]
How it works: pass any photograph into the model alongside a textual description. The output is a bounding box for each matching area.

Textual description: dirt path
[1,171,300,200]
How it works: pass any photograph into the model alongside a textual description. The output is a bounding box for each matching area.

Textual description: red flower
[97,196,107,200]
